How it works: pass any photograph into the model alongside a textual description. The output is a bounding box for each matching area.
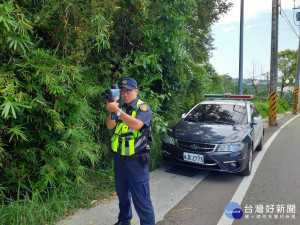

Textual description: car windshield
[184,103,247,125]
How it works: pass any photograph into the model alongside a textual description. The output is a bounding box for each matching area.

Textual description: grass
[0,167,116,225]
[1,191,72,225]
[254,101,269,118]
[253,98,292,118]
[0,142,164,225]
[149,135,165,171]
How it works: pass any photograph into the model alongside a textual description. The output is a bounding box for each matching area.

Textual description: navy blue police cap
[119,78,137,90]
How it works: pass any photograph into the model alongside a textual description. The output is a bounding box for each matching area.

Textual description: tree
[278,49,297,98]
[0,1,232,221]
[248,60,266,96]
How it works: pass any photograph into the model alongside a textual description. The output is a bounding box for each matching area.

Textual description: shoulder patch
[139,104,148,111]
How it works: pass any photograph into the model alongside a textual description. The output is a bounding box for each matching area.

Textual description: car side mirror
[181,113,186,119]
[252,117,258,125]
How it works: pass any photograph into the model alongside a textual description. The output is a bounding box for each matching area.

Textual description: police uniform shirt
[119,98,151,128]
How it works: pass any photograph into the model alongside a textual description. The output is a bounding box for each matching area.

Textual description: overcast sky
[210,0,300,79]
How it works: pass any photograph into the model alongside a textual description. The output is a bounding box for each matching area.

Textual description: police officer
[106,78,155,225]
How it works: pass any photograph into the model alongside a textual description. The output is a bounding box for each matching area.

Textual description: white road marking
[217,114,300,225]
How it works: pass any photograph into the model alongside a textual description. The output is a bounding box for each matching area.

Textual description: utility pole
[293,40,300,114]
[238,0,244,95]
[269,0,279,126]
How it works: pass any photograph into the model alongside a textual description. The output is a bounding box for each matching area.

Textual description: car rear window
[184,103,247,125]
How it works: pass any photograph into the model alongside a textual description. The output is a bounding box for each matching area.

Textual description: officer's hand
[106,97,119,113]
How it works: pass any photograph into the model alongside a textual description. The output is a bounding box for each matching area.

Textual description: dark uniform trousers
[114,154,155,225]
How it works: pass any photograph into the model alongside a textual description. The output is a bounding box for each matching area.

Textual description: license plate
[183,152,204,164]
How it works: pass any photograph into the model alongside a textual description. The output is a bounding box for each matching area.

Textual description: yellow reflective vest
[111,99,148,156]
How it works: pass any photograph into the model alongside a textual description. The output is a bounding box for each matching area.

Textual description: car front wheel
[240,146,253,176]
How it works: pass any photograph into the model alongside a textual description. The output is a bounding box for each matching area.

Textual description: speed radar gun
[101,84,120,120]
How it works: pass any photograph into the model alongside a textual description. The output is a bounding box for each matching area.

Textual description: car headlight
[217,142,244,152]
[164,135,176,145]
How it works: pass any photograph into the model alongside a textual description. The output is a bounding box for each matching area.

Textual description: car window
[250,106,254,119]
[250,105,259,119]
[184,103,247,125]
[253,106,260,117]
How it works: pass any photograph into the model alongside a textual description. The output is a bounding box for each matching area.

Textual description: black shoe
[114,221,130,225]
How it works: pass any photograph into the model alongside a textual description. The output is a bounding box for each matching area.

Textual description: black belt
[118,154,141,160]
[114,149,150,161]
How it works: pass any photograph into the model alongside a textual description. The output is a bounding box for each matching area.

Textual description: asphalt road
[157,114,300,225]
[60,113,300,225]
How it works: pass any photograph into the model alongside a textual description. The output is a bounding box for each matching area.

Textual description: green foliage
[278,49,297,98]
[0,0,232,223]
[221,75,239,94]
[253,101,269,118]
[254,98,291,118]
[0,49,101,198]
[277,102,285,114]
[0,168,114,225]
[277,98,291,111]
[0,1,33,55]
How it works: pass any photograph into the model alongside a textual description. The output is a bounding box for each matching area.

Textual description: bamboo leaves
[0,95,29,119]
[0,1,33,54]
[8,125,28,142]
[0,2,232,219]
[7,36,32,52]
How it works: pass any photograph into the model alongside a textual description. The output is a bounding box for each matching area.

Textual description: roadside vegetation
[254,98,292,118]
[0,0,295,224]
